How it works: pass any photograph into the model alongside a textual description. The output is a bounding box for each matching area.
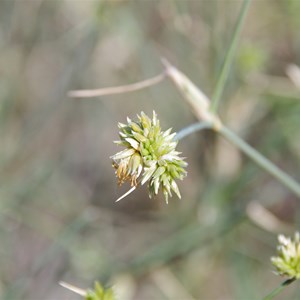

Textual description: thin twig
[68,72,166,98]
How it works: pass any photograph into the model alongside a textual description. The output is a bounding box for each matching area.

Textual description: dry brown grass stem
[68,72,166,98]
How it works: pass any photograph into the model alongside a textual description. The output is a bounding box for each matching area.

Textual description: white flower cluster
[271,232,300,279]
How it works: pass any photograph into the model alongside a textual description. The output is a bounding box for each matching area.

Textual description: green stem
[219,125,300,198]
[262,278,296,300]
[175,120,300,197]
[211,0,251,113]
[175,121,212,141]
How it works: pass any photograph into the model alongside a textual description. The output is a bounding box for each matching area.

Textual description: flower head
[111,111,187,203]
[86,282,115,300]
[271,232,300,279]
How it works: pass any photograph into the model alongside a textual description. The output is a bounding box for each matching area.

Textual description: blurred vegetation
[0,0,300,299]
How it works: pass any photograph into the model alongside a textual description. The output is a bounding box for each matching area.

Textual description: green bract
[271,232,300,279]
[111,111,187,203]
[85,282,115,300]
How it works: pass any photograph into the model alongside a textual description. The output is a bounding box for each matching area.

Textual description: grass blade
[211,0,251,113]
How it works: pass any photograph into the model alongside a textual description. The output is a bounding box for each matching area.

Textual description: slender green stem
[219,125,300,198]
[175,121,212,141]
[262,278,296,300]
[210,0,251,113]
[176,120,300,197]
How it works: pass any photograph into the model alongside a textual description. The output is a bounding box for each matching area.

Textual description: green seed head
[111,111,187,203]
[85,281,115,300]
[271,232,300,279]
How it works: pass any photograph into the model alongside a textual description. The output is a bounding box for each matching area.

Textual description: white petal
[111,148,135,160]
[152,111,157,125]
[171,180,181,198]
[115,185,137,202]
[153,177,160,194]
[141,166,156,185]
[125,138,139,150]
[164,132,176,142]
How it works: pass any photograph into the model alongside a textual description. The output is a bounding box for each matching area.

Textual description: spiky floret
[271,232,300,279]
[111,111,187,203]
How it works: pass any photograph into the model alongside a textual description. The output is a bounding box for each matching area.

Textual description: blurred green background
[0,0,300,299]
